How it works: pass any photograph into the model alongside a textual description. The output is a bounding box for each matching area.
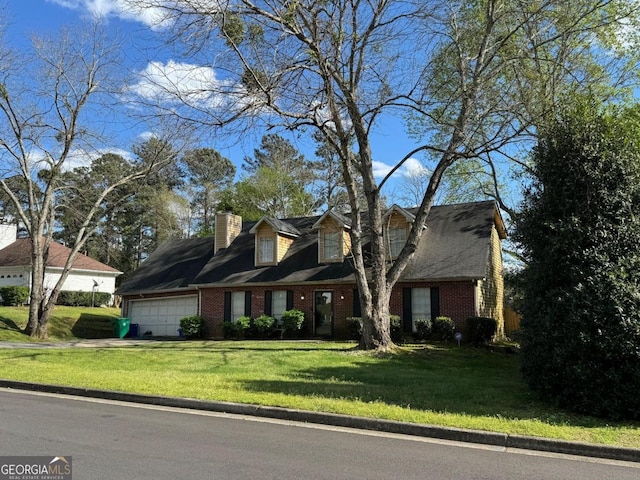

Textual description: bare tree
[0,22,170,338]
[127,0,639,351]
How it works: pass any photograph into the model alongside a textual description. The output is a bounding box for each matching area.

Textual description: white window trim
[411,287,431,332]
[259,236,275,264]
[389,226,407,258]
[231,291,245,323]
[272,290,288,321]
[321,230,341,263]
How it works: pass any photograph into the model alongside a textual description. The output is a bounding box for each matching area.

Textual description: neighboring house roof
[0,238,121,274]
[116,237,215,294]
[118,201,503,295]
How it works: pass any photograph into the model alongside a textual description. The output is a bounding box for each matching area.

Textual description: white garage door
[129,296,198,336]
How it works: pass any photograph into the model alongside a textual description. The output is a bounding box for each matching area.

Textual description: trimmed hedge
[432,316,455,341]
[281,309,305,332]
[179,315,204,338]
[0,286,29,306]
[467,316,497,346]
[413,318,432,341]
[57,291,112,307]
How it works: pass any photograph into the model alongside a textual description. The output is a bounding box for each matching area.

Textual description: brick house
[117,201,506,339]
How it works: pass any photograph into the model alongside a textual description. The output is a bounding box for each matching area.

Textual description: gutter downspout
[473,279,480,317]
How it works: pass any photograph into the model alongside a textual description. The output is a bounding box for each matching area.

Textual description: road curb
[2,379,639,463]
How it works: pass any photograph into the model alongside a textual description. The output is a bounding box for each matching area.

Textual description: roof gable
[312,210,351,230]
[383,204,416,223]
[249,217,301,237]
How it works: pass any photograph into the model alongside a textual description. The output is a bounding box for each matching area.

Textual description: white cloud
[372,158,429,180]
[128,60,231,108]
[63,147,134,171]
[372,160,393,178]
[401,158,429,178]
[46,0,167,27]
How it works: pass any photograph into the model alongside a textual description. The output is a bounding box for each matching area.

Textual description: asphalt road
[0,389,638,480]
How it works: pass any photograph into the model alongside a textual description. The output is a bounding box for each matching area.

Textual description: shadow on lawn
[240,355,638,430]
[0,317,23,333]
[0,316,22,332]
[70,314,114,339]
[141,341,351,353]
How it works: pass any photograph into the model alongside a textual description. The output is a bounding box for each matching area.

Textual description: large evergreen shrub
[516,98,640,419]
[0,286,29,306]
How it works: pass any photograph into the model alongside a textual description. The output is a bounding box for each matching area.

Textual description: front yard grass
[0,340,638,449]
[0,306,120,341]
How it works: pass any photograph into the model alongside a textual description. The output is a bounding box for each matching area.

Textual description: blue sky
[5,0,429,202]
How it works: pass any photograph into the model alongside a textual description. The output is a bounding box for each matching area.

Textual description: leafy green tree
[56,153,136,269]
[243,134,312,182]
[516,98,640,419]
[220,166,316,220]
[129,0,640,351]
[182,148,235,235]
[222,134,318,218]
[123,138,185,267]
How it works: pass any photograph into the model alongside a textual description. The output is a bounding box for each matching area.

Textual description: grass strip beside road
[0,340,638,448]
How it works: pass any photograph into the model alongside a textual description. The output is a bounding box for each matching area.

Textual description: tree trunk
[24,236,45,338]
[359,284,395,351]
[37,289,61,339]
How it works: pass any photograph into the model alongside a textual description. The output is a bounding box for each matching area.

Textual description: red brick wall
[199,284,357,338]
[199,281,477,338]
[391,281,476,333]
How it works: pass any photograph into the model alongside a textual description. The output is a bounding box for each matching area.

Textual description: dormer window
[383,205,416,260]
[313,210,352,264]
[388,226,407,258]
[259,237,274,263]
[250,217,300,267]
[323,231,341,260]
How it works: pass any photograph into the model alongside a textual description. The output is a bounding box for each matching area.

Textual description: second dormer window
[389,226,407,258]
[323,231,340,260]
[259,237,274,263]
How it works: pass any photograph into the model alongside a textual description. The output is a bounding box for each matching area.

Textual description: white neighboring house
[0,224,122,304]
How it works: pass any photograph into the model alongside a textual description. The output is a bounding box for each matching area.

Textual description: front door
[314,291,333,337]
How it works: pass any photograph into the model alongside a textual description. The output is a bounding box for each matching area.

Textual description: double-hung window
[389,227,407,258]
[259,237,274,263]
[272,290,288,321]
[411,287,431,331]
[231,291,246,322]
[323,231,340,261]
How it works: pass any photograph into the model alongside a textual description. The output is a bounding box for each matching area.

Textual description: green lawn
[0,338,639,449]
[0,306,121,341]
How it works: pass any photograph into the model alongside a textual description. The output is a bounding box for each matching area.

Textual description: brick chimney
[214,212,242,254]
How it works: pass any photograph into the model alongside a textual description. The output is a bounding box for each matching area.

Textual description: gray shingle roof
[116,237,214,294]
[117,201,502,294]
[402,201,498,280]
[250,217,301,237]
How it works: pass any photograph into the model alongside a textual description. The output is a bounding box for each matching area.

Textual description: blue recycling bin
[128,323,139,337]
